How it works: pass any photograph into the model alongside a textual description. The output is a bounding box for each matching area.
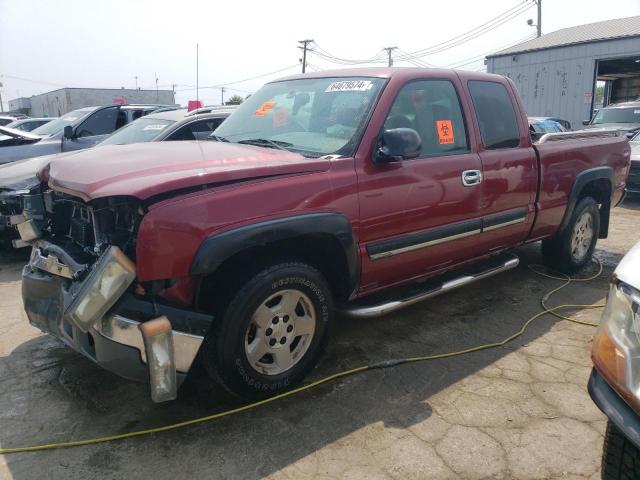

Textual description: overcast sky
[1,0,639,109]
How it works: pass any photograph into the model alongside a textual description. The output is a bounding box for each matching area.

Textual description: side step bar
[340,253,519,318]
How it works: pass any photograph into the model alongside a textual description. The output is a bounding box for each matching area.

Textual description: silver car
[97,106,235,145]
[5,117,56,132]
[0,104,170,165]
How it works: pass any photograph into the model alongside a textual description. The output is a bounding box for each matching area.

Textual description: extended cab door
[356,76,487,292]
[464,78,537,250]
[62,106,122,151]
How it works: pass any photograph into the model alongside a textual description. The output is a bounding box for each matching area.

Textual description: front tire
[202,262,333,399]
[541,196,600,274]
[601,420,640,479]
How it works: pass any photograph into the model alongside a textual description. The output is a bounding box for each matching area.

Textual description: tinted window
[168,118,224,141]
[383,80,468,157]
[76,107,119,137]
[468,81,520,149]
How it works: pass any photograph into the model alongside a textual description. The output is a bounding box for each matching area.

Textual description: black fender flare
[558,166,614,237]
[190,213,360,294]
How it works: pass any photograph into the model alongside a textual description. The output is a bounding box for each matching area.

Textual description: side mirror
[63,125,75,139]
[375,128,422,163]
[582,120,590,126]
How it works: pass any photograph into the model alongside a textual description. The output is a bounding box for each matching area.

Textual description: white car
[590,241,640,479]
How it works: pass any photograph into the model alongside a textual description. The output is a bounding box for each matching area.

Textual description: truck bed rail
[536,129,622,144]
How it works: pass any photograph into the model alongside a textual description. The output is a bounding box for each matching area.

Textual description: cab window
[76,107,119,137]
[383,79,469,157]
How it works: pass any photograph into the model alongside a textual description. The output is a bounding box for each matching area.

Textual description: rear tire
[202,262,333,399]
[541,196,600,274]
[601,420,640,480]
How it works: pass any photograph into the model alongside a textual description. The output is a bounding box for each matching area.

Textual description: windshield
[99,117,175,146]
[591,106,640,125]
[213,77,385,157]
[31,107,97,136]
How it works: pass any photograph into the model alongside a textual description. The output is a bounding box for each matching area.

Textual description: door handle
[462,170,482,186]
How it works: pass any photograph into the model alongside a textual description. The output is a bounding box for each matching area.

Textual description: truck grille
[43,191,142,260]
[69,217,94,248]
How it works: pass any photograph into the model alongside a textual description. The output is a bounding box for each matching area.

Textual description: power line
[444,33,536,69]
[395,1,534,61]
[175,64,300,92]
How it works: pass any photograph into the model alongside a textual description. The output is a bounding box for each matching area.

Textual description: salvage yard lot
[0,199,638,480]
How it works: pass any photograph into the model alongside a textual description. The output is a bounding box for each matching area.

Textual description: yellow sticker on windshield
[254,101,276,117]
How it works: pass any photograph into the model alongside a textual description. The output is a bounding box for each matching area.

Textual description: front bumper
[22,244,212,401]
[588,368,640,449]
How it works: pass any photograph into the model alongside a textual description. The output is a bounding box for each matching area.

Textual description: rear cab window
[468,81,521,149]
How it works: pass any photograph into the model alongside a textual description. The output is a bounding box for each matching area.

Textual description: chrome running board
[341,253,519,318]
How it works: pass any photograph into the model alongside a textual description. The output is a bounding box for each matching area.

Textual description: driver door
[62,106,121,151]
[357,78,486,291]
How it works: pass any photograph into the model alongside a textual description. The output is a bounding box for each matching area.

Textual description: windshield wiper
[237,138,293,151]
[209,134,229,142]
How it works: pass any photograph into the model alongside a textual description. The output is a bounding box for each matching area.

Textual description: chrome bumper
[22,244,207,402]
[94,314,203,374]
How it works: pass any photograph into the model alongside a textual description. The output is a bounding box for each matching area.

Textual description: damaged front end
[19,190,212,402]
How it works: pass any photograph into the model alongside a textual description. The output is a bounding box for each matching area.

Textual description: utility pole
[536,0,542,37]
[0,82,3,113]
[383,47,397,67]
[298,39,314,74]
[221,87,225,105]
[134,76,139,90]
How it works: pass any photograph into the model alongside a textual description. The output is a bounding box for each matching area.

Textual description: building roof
[488,15,640,58]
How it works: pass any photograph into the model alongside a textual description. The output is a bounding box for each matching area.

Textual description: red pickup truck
[17,68,630,402]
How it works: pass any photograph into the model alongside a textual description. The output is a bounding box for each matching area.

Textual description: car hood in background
[0,151,82,191]
[0,125,41,142]
[48,141,331,201]
[616,241,640,290]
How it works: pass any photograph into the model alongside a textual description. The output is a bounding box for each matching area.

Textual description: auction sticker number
[325,80,374,93]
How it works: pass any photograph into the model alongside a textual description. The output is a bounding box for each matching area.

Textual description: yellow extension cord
[0,259,606,454]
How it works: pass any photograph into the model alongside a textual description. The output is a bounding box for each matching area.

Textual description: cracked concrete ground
[0,198,638,480]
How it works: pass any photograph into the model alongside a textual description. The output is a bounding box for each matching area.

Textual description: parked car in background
[5,117,56,132]
[528,117,567,141]
[627,130,640,195]
[0,115,24,126]
[583,100,640,138]
[589,240,640,479]
[0,106,232,248]
[15,68,629,403]
[98,106,235,146]
[0,104,171,164]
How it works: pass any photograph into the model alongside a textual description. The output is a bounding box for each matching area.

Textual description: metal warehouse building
[486,16,640,129]
[8,87,176,117]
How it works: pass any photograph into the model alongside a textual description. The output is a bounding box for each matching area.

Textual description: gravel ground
[0,198,638,480]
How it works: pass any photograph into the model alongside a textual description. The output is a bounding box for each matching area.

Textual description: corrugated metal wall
[486,37,640,129]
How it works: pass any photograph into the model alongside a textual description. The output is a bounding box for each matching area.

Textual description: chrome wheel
[570,211,594,262]
[244,289,316,376]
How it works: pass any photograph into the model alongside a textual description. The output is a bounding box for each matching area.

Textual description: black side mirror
[375,128,422,163]
[63,125,75,139]
[582,120,590,126]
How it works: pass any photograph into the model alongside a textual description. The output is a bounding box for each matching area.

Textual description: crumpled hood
[0,151,81,191]
[48,141,331,201]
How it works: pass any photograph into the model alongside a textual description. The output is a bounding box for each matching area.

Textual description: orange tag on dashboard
[254,101,276,117]
[436,120,454,144]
